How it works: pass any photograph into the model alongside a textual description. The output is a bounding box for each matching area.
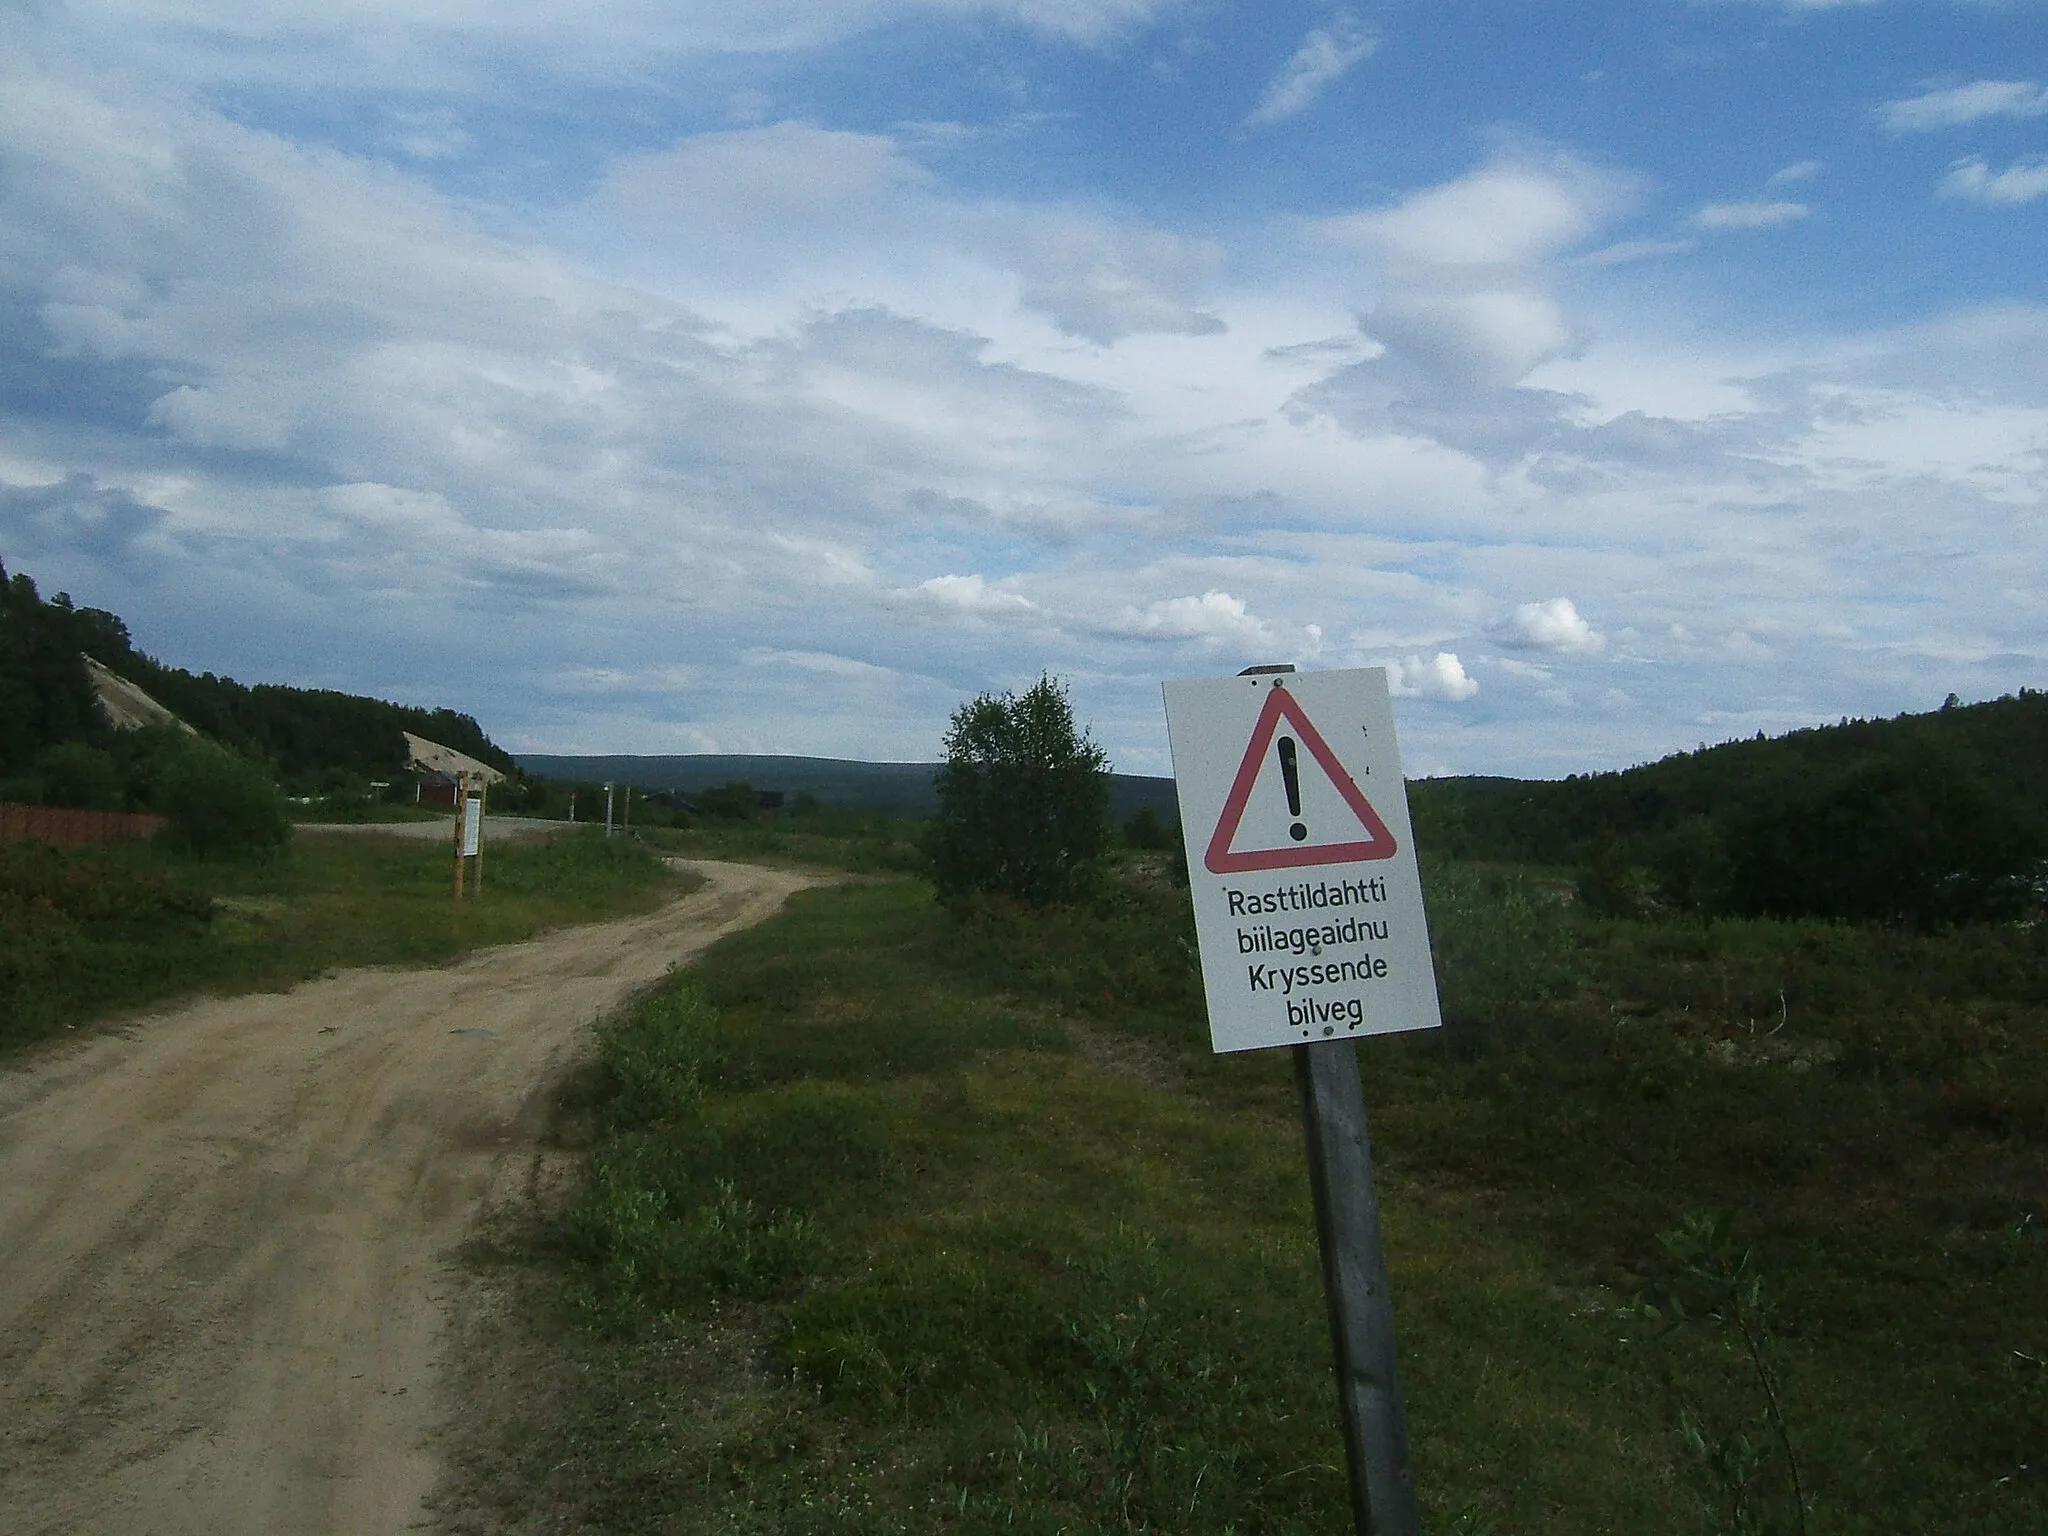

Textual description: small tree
[154,740,291,858]
[927,675,1111,908]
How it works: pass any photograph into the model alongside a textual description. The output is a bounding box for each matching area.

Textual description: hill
[1,559,513,793]
[517,753,1181,825]
[1409,689,2048,924]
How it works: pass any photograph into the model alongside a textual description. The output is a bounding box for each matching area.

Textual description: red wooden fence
[0,803,167,847]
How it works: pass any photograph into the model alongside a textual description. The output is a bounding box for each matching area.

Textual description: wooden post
[474,781,487,893]
[1295,1037,1421,1536]
[452,771,467,901]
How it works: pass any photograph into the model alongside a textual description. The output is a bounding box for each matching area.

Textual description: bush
[1122,804,1177,850]
[927,674,1111,908]
[695,780,759,821]
[153,741,291,857]
[34,741,124,810]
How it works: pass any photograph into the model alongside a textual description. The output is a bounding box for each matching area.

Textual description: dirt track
[0,859,813,1535]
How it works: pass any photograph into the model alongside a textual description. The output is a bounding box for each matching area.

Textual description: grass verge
[0,829,686,1057]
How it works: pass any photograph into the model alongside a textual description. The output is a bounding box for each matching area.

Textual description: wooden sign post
[453,773,485,899]
[452,770,468,901]
[473,781,487,892]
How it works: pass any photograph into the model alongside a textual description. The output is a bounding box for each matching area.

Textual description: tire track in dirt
[0,859,813,1535]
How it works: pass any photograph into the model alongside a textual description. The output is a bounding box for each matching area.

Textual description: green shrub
[694,780,760,821]
[34,741,124,810]
[153,741,290,857]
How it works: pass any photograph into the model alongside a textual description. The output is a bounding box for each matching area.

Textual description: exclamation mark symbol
[1279,736,1307,842]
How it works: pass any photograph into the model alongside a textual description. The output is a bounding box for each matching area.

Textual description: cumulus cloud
[1385,653,1479,701]
[1939,156,2048,206]
[1307,156,1628,412]
[1491,597,1606,654]
[1245,15,1379,127]
[1692,200,1808,231]
[1323,157,1625,269]
[1122,589,1276,647]
[1881,80,2048,132]
[916,572,1036,612]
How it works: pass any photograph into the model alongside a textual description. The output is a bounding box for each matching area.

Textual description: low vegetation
[0,829,680,1056]
[442,836,2045,1534]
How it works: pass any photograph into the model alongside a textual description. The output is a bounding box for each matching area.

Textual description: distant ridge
[516,753,1180,823]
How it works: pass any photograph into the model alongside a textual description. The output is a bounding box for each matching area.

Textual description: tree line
[1409,693,2048,927]
[928,672,2048,932]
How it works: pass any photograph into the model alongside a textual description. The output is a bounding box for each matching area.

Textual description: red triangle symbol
[1204,685,1398,874]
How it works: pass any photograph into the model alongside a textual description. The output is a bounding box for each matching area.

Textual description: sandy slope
[0,859,812,1535]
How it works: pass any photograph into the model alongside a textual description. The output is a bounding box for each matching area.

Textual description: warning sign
[1163,667,1442,1054]
[1204,682,1399,873]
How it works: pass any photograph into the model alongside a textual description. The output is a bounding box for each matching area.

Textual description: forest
[1409,692,2048,927]
[1,559,513,802]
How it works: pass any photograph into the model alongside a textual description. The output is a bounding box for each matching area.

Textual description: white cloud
[1767,159,1824,186]
[54,0,1177,86]
[600,123,932,237]
[916,572,1036,612]
[1310,156,1629,399]
[980,211,1226,343]
[1386,653,1479,701]
[596,123,1227,344]
[1245,15,1379,127]
[1492,597,1606,654]
[1691,200,1808,231]
[1323,158,1625,268]
[1881,80,2048,132]
[1939,156,2048,206]
[1121,589,1275,647]
[1579,237,1698,266]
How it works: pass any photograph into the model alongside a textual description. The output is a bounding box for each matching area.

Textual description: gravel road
[0,859,813,1535]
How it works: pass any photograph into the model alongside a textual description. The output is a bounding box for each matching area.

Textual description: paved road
[0,860,812,1535]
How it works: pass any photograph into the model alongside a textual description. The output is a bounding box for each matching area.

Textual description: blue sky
[3,0,2044,777]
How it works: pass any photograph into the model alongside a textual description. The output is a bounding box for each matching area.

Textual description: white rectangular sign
[461,794,482,857]
[1163,667,1442,1054]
